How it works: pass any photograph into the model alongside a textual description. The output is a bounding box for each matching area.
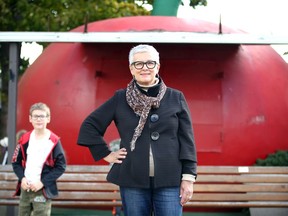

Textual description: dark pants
[19,188,51,216]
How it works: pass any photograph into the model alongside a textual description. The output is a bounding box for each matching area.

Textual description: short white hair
[128,44,160,65]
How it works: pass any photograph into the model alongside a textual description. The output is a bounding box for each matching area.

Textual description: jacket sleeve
[89,144,111,161]
[178,92,197,177]
[77,91,119,147]
[11,144,25,182]
[41,141,66,187]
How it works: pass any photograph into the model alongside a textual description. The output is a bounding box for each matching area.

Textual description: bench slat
[58,182,119,191]
[197,175,288,183]
[58,173,107,182]
[0,180,17,190]
[186,201,288,208]
[197,166,288,174]
[52,192,288,201]
[195,184,288,192]
[56,191,121,200]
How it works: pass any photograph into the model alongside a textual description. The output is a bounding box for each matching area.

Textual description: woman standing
[77,44,197,216]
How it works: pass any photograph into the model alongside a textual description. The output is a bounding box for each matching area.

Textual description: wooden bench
[1,165,288,210]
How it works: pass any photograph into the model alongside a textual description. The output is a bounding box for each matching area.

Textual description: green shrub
[255,150,288,166]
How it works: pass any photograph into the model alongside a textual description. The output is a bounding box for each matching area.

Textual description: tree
[0,0,150,32]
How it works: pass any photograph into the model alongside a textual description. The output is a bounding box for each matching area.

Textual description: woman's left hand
[104,148,127,164]
[180,180,194,206]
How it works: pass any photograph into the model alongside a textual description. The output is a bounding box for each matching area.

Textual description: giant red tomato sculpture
[17,16,288,165]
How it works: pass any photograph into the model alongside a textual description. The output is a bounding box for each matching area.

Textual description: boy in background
[12,102,66,216]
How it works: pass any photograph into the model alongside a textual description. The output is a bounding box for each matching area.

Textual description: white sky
[177,0,288,62]
[21,0,288,64]
[21,42,43,65]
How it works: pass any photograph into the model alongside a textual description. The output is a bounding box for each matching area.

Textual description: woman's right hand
[104,148,127,164]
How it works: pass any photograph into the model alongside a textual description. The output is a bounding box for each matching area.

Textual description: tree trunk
[0,43,10,138]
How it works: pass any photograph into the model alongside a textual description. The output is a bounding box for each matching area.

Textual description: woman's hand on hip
[104,148,127,164]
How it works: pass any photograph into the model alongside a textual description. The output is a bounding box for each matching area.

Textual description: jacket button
[150,114,159,122]
[151,132,160,140]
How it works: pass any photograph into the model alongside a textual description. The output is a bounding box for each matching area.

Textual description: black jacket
[12,130,66,199]
[78,82,197,188]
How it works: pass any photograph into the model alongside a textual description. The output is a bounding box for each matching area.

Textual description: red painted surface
[17,16,288,166]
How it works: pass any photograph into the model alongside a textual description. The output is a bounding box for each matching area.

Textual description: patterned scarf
[126,79,167,151]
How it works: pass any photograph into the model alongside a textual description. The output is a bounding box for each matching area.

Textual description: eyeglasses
[31,115,48,120]
[131,61,157,70]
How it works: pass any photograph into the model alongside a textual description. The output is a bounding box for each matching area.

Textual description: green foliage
[19,58,29,75]
[0,0,150,32]
[141,0,207,8]
[188,0,207,8]
[255,150,288,166]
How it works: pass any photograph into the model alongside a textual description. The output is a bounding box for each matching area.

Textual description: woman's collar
[135,77,162,97]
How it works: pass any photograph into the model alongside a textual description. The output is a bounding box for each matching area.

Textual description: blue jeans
[120,178,182,216]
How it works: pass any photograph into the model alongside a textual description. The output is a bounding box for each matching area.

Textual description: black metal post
[6,42,19,216]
